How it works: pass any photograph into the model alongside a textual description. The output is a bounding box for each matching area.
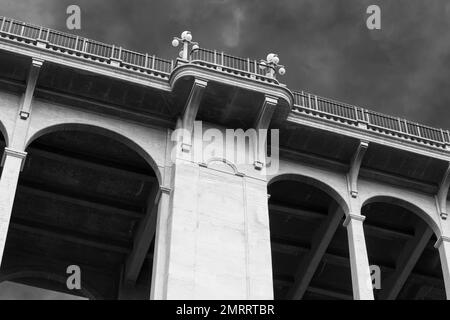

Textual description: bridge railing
[1,16,449,150]
[0,16,173,76]
[190,47,279,84]
[293,90,450,148]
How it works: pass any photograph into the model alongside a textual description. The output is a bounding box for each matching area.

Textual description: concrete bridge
[0,17,449,300]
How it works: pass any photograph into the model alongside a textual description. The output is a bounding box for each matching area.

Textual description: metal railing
[292,91,450,148]
[0,16,173,76]
[0,16,448,150]
[190,48,279,84]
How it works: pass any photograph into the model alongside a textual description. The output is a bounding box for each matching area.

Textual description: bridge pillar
[163,158,273,299]
[435,236,450,300]
[0,148,26,266]
[344,213,374,300]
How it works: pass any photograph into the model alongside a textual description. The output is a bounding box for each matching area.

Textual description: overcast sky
[0,0,450,299]
[1,0,450,129]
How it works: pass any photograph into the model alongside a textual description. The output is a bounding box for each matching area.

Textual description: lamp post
[172,31,199,61]
[259,53,286,80]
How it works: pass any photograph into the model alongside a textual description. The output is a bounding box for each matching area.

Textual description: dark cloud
[1,0,450,128]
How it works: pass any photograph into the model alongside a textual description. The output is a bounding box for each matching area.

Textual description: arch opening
[362,196,445,300]
[268,174,353,300]
[1,127,160,299]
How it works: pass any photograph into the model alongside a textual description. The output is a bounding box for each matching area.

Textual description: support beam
[19,183,143,219]
[436,163,450,219]
[9,218,130,254]
[270,202,414,240]
[344,213,374,300]
[180,79,208,153]
[253,96,278,169]
[273,277,353,300]
[28,145,156,182]
[0,148,27,267]
[379,222,433,300]
[347,140,369,198]
[435,236,450,299]
[287,204,344,299]
[271,238,444,287]
[19,58,43,119]
[125,184,161,283]
[306,285,353,300]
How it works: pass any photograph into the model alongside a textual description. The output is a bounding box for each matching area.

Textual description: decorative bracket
[20,58,44,120]
[434,235,450,249]
[1,148,28,171]
[253,95,278,170]
[436,162,450,220]
[180,78,208,153]
[347,140,369,198]
[343,213,366,227]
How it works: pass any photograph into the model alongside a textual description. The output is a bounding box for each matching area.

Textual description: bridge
[0,16,449,300]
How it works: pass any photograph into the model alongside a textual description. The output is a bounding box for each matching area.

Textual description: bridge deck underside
[269,179,445,300]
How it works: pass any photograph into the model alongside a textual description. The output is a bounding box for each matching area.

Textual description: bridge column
[0,148,27,266]
[435,236,450,299]
[0,58,42,267]
[344,213,374,300]
[164,158,273,299]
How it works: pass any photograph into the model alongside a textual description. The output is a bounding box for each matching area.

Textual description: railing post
[7,19,13,33]
[404,119,409,134]
[417,125,422,138]
[152,54,156,70]
[315,95,319,110]
[144,53,149,69]
[0,18,5,32]
[20,23,24,36]
[214,50,217,64]
[397,118,402,132]
[36,27,49,48]
[74,36,79,51]
[82,38,87,53]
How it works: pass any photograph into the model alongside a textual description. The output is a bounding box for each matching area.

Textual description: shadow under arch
[362,195,441,238]
[0,120,9,148]
[269,173,350,215]
[25,123,162,185]
[0,269,101,300]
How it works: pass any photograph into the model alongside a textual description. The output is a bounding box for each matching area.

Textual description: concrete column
[435,236,450,299]
[150,188,171,300]
[344,213,374,300]
[0,148,27,266]
[163,158,273,299]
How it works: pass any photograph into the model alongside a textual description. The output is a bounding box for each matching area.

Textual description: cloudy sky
[0,0,450,299]
[1,0,450,129]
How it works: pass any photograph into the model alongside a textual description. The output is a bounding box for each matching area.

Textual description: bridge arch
[269,173,350,215]
[360,193,445,299]
[361,195,441,238]
[26,122,162,185]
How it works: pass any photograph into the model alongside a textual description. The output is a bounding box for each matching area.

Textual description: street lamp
[259,53,286,79]
[172,31,199,61]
